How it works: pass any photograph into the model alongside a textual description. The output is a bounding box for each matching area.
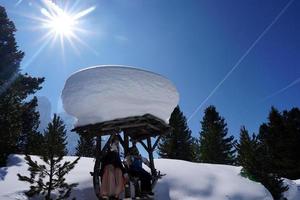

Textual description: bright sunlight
[40,0,95,49]
[42,8,75,37]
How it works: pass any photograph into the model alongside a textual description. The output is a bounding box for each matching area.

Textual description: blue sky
[1,0,299,140]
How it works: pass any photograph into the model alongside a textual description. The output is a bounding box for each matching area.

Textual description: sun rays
[39,0,95,51]
[17,0,96,70]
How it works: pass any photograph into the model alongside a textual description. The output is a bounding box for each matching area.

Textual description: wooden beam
[152,135,162,151]
[147,123,160,131]
[139,140,149,152]
[116,134,125,150]
[100,123,149,131]
[147,138,156,176]
[123,131,129,156]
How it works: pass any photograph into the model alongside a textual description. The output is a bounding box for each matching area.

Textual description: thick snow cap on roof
[61,65,179,127]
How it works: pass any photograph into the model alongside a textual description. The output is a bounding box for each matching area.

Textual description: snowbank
[61,66,179,127]
[0,155,287,200]
[283,178,300,200]
[155,159,273,200]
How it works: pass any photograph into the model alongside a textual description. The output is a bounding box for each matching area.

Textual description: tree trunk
[46,156,54,200]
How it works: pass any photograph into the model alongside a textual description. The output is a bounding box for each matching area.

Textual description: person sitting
[125,145,154,196]
[100,135,128,200]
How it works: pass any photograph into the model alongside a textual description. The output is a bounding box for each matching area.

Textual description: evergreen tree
[0,6,44,166]
[259,107,300,179]
[0,6,24,84]
[18,97,44,155]
[75,134,95,157]
[44,114,68,156]
[236,126,255,166]
[256,140,288,200]
[158,106,195,161]
[258,107,300,179]
[17,114,79,199]
[199,105,236,164]
[236,120,288,199]
[191,137,201,162]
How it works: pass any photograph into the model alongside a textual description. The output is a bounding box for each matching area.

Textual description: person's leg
[137,169,152,193]
[100,165,111,197]
[107,165,117,196]
[114,167,125,198]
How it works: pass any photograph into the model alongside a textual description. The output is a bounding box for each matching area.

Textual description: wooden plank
[100,123,149,131]
[72,114,171,142]
[139,140,149,152]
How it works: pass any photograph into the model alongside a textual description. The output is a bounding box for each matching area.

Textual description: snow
[3,155,299,200]
[283,178,300,200]
[61,66,179,127]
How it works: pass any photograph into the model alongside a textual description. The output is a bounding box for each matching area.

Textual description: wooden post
[124,131,129,156]
[96,135,102,156]
[93,135,102,199]
[147,137,156,176]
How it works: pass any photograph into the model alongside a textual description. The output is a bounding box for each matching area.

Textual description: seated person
[100,135,128,199]
[125,145,153,196]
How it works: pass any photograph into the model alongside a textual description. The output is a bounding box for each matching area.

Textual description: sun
[44,10,76,37]
[40,0,95,49]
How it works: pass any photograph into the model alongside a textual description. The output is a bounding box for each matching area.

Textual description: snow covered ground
[1,155,299,200]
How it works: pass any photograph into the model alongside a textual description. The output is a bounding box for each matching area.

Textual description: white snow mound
[61,66,179,127]
[1,155,293,200]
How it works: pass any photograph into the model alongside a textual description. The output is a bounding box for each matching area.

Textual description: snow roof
[61,66,179,127]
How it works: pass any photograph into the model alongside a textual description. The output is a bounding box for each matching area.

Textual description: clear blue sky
[1,0,299,139]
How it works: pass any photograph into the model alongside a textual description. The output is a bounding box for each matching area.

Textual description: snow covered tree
[75,134,95,157]
[0,6,44,166]
[17,114,79,199]
[158,106,195,161]
[199,105,236,164]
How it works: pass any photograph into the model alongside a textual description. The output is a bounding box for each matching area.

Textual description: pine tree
[258,107,300,179]
[0,6,44,166]
[44,114,68,157]
[0,6,24,84]
[235,113,289,199]
[18,97,44,155]
[191,137,201,162]
[199,105,236,164]
[236,126,259,178]
[75,134,95,157]
[236,126,254,165]
[158,106,195,161]
[17,114,79,199]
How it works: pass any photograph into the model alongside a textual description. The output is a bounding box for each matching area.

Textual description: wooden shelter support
[93,135,102,198]
[72,114,171,199]
[123,131,129,156]
[147,138,156,176]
